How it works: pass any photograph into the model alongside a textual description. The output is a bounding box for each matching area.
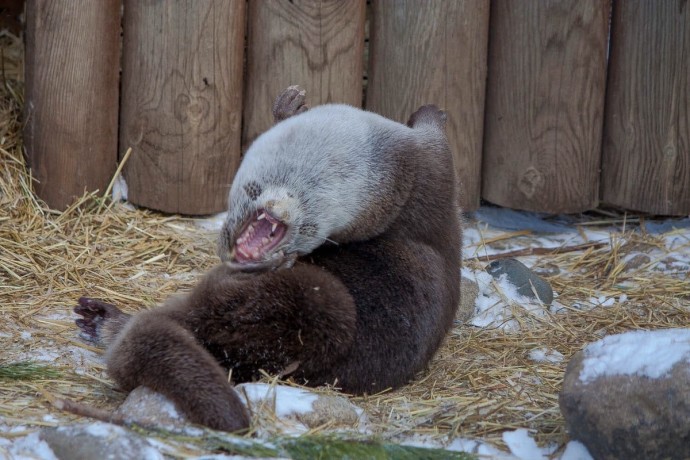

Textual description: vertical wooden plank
[243,0,366,149]
[24,0,120,210]
[482,1,609,213]
[367,0,489,212]
[119,0,245,215]
[601,1,690,215]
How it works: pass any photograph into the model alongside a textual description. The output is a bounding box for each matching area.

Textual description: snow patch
[239,383,318,419]
[83,421,128,438]
[569,294,630,311]
[446,437,516,458]
[529,347,564,363]
[191,456,272,460]
[17,349,60,363]
[35,311,73,321]
[112,175,128,202]
[195,212,228,231]
[399,434,516,458]
[588,296,615,308]
[6,431,59,460]
[560,440,594,460]
[579,329,690,383]
[503,428,556,460]
[463,267,549,331]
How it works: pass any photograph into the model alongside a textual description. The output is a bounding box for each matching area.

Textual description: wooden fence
[21,0,690,216]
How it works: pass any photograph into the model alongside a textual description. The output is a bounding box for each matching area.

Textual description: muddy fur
[75,87,461,433]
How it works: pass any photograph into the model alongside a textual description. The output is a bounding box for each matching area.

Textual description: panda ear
[407,105,447,130]
[273,85,309,123]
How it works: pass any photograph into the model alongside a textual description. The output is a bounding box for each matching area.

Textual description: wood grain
[24,0,120,210]
[119,0,245,215]
[367,0,489,212]
[243,0,365,149]
[482,0,609,213]
[601,1,690,215]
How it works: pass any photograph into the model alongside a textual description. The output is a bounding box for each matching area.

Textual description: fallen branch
[49,395,161,433]
[51,397,125,426]
[472,241,608,262]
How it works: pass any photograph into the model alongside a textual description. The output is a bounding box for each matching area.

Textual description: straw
[1,31,689,454]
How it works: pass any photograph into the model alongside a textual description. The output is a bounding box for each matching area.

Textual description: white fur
[222,104,414,259]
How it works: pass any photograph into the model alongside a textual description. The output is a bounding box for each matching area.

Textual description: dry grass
[1,30,689,456]
[0,30,221,435]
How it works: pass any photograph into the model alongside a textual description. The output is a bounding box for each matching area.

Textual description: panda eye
[299,222,319,237]
[243,181,263,200]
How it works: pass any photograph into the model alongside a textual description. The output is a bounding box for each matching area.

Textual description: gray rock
[560,348,690,460]
[113,385,188,430]
[456,276,478,323]
[485,258,553,305]
[297,394,362,428]
[40,422,163,460]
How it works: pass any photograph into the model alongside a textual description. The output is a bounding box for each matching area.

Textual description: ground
[1,30,690,459]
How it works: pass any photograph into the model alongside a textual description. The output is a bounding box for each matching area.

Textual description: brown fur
[75,92,461,433]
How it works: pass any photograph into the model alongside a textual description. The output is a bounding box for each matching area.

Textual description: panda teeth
[237,246,252,258]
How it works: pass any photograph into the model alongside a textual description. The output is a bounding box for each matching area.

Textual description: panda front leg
[104,308,252,433]
[74,293,251,432]
[75,263,357,432]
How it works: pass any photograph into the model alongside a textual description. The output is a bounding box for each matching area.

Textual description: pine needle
[0,362,62,381]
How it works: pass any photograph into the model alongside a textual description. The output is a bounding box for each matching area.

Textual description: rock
[297,394,362,428]
[559,329,690,460]
[39,422,163,460]
[485,258,553,305]
[113,386,188,430]
[456,276,478,323]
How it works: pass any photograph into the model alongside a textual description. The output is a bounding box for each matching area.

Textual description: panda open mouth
[233,209,288,263]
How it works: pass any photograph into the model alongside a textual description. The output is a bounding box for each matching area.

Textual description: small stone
[297,395,362,428]
[559,330,690,460]
[456,276,478,323]
[113,386,188,430]
[39,422,163,460]
[485,258,553,305]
